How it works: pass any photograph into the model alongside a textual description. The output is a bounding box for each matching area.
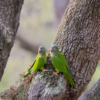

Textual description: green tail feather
[19,71,31,81]
[64,73,76,89]
[67,70,73,77]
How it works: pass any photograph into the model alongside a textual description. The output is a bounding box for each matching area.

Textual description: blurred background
[0,0,100,99]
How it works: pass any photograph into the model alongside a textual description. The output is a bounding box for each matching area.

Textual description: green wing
[19,54,45,80]
[31,56,45,72]
[28,54,39,71]
[52,57,69,74]
[26,54,45,72]
[52,56,76,88]
[59,53,69,70]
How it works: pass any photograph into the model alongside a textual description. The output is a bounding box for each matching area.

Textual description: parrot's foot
[53,72,59,76]
[24,72,36,83]
[32,72,36,76]
[43,69,49,72]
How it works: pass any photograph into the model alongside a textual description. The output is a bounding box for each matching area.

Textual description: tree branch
[0,0,24,81]
[16,34,41,54]
[82,79,100,100]
[52,0,100,99]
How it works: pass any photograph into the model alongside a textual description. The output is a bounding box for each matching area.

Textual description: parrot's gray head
[38,46,46,55]
[50,45,59,54]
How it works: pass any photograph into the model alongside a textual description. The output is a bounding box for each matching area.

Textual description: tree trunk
[52,0,100,99]
[0,0,24,81]
[82,79,100,100]
[0,0,100,100]
[27,0,100,99]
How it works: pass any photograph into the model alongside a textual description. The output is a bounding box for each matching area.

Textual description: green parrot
[50,45,76,88]
[19,46,48,80]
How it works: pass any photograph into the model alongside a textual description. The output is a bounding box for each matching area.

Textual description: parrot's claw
[43,69,49,72]
[32,72,36,76]
[53,72,59,76]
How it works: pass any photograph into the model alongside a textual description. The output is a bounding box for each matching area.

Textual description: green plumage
[50,45,76,88]
[19,46,47,80]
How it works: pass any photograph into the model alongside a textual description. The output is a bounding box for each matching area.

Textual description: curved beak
[50,48,53,52]
[38,48,42,52]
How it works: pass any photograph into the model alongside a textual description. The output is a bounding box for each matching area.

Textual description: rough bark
[27,0,100,99]
[0,0,100,100]
[0,0,24,81]
[52,0,100,99]
[82,79,100,100]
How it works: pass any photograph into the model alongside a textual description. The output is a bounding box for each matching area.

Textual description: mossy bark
[0,0,24,81]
